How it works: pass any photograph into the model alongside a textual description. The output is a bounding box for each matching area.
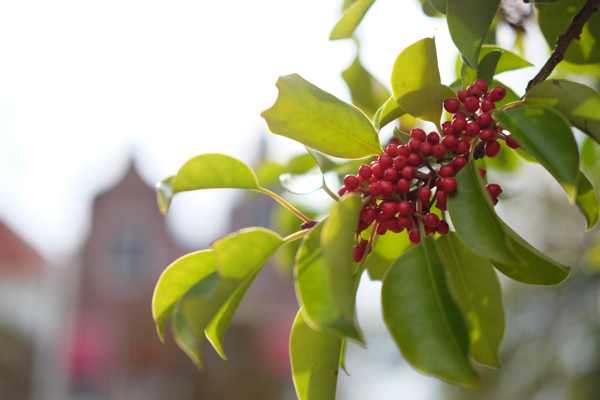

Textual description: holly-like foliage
[151,0,600,398]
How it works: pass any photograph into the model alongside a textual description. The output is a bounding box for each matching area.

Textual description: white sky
[0,1,542,261]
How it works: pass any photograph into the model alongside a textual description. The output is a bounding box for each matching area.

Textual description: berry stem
[258,188,316,224]
[321,182,341,202]
[283,229,310,243]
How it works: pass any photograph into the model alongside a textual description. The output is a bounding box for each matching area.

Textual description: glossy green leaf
[374,96,406,131]
[492,219,571,285]
[581,136,599,168]
[180,228,283,361]
[330,0,377,40]
[477,50,503,87]
[447,0,502,69]
[479,45,533,74]
[576,171,600,230]
[152,250,218,341]
[524,80,600,145]
[262,74,382,159]
[393,126,411,145]
[365,231,412,280]
[391,38,443,129]
[290,308,343,400]
[172,301,204,369]
[321,194,364,343]
[156,176,175,215]
[342,56,391,118]
[494,105,580,201]
[442,84,457,100]
[382,236,481,388]
[460,62,477,90]
[296,222,361,340]
[339,337,348,374]
[422,0,443,17]
[538,0,600,65]
[428,0,446,14]
[448,159,521,266]
[436,233,505,368]
[205,228,284,358]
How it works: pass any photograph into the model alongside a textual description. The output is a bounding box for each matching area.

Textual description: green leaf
[524,80,600,145]
[479,45,533,74]
[152,250,218,341]
[342,56,391,119]
[339,337,348,374]
[442,84,457,100]
[321,194,364,343]
[382,236,481,388]
[460,62,477,90]
[391,38,443,129]
[256,153,318,188]
[492,219,571,285]
[262,74,382,159]
[538,0,600,65]
[581,136,600,168]
[428,0,446,14]
[290,308,343,400]
[180,228,283,361]
[393,126,411,145]
[296,222,361,339]
[447,0,502,69]
[576,171,600,231]
[330,0,377,40]
[494,105,580,201]
[477,50,503,87]
[436,233,505,368]
[365,231,412,280]
[156,176,175,215]
[373,96,406,131]
[172,301,204,369]
[448,159,522,266]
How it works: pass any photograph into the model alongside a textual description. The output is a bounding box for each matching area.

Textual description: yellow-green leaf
[330,0,377,40]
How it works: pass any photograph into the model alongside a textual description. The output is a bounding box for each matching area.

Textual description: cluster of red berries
[338,79,519,262]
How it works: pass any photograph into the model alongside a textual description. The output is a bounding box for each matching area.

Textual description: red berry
[409,230,421,244]
[338,185,348,196]
[442,121,451,129]
[464,97,480,113]
[377,212,390,226]
[397,145,411,157]
[384,167,399,182]
[458,90,468,103]
[379,154,393,170]
[465,122,480,137]
[410,128,427,142]
[436,201,447,211]
[454,112,467,120]
[409,138,422,152]
[402,166,416,180]
[358,165,372,180]
[444,98,460,113]
[481,99,495,113]
[436,190,447,203]
[399,216,413,230]
[421,141,433,156]
[398,201,412,216]
[452,118,467,132]
[427,131,440,144]
[385,144,398,157]
[490,86,506,102]
[437,220,449,235]
[432,144,447,159]
[381,201,398,216]
[369,182,381,196]
[441,177,457,193]
[354,246,365,262]
[369,175,377,184]
[467,84,483,98]
[452,156,468,171]
[408,153,422,167]
[425,213,440,228]
[443,125,457,137]
[343,175,360,190]
[380,180,394,196]
[485,140,501,157]
[456,140,470,155]
[480,128,495,142]
[425,225,436,236]
[371,162,383,179]
[479,168,486,179]
[418,187,432,202]
[396,178,410,192]
[439,164,455,177]
[361,207,377,223]
[477,112,492,127]
[473,79,489,93]
[441,135,457,151]
[394,156,408,170]
[487,183,502,198]
[506,136,520,149]
[376,225,387,235]
[492,197,499,206]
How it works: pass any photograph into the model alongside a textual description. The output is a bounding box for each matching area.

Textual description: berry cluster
[338,79,520,262]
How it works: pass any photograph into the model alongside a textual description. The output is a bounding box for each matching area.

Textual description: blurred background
[1,0,600,399]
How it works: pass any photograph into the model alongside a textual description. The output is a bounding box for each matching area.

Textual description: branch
[525,0,600,94]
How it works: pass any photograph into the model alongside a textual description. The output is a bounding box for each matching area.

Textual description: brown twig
[525,0,600,94]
